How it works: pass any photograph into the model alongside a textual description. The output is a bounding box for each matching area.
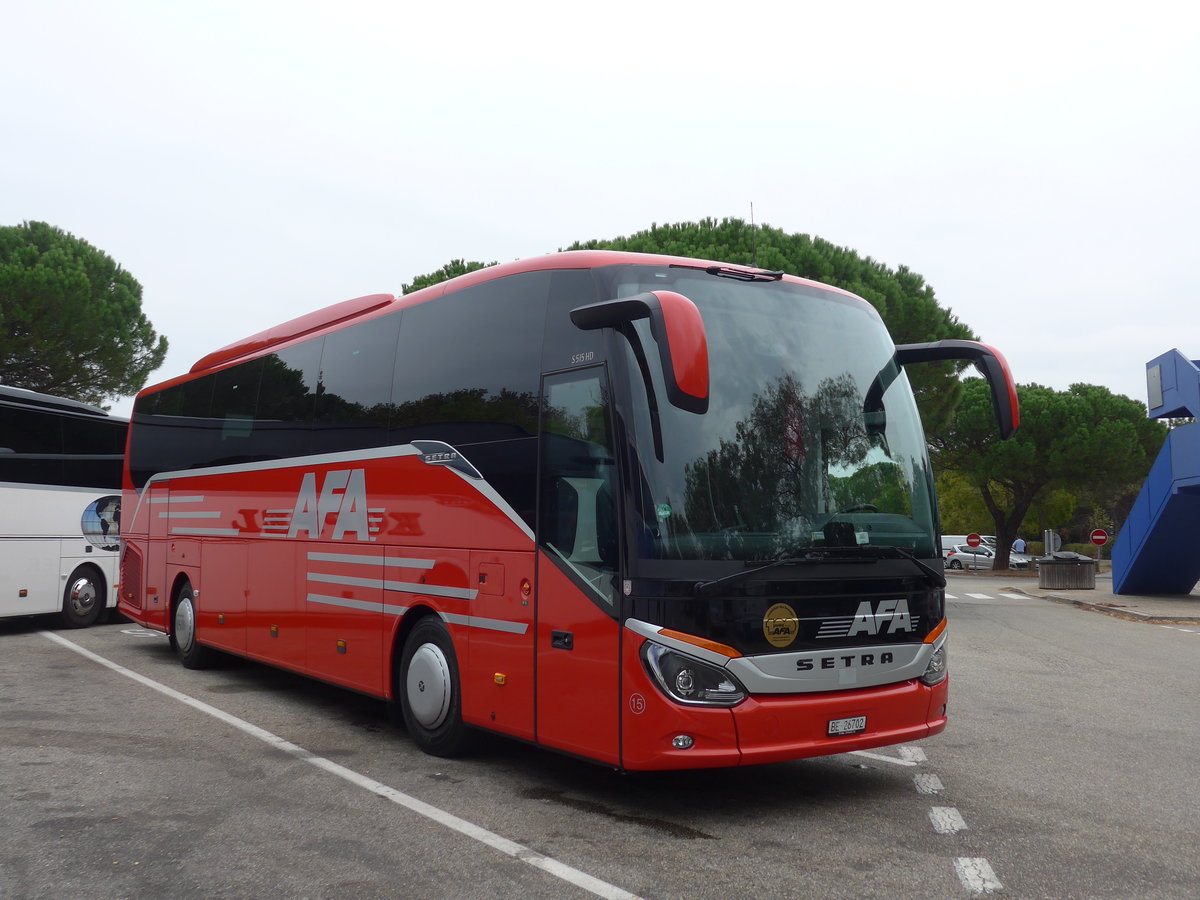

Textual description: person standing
[1012,536,1027,554]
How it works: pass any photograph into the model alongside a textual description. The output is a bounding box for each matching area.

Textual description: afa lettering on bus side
[287,469,374,540]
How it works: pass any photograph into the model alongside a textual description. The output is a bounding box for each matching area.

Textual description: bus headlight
[920,645,947,686]
[641,642,746,707]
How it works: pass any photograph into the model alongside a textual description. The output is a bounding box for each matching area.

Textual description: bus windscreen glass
[598,266,938,564]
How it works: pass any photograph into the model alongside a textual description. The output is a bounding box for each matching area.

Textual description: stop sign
[1090,529,1109,546]
[966,533,982,547]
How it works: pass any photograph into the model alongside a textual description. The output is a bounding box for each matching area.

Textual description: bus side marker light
[494,673,507,685]
[19,589,28,598]
[270,625,279,637]
[520,579,531,598]
[336,640,347,654]
[217,614,225,625]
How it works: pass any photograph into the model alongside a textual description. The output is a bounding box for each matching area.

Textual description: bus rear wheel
[60,565,104,628]
[172,581,216,670]
[398,617,471,757]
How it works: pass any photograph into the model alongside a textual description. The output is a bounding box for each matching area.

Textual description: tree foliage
[932,380,1167,568]
[0,221,167,406]
[403,218,978,433]
[402,258,495,295]
[564,219,977,434]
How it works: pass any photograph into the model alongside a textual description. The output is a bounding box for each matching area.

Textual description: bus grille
[120,545,143,609]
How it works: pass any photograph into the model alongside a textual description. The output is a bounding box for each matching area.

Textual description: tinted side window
[391,272,548,440]
[255,338,322,460]
[541,268,604,374]
[210,357,264,464]
[129,383,218,486]
[0,406,64,484]
[539,367,619,608]
[312,312,401,453]
[60,415,127,489]
[391,272,550,526]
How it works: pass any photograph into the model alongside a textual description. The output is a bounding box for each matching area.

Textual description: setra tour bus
[118,250,1018,770]
[1,384,127,627]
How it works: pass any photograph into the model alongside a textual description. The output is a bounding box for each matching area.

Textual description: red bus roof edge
[190,293,396,373]
[187,250,870,376]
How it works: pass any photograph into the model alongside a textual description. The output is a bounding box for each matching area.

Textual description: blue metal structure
[1111,350,1200,595]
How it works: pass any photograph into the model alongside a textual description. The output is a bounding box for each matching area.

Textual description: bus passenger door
[535,368,621,765]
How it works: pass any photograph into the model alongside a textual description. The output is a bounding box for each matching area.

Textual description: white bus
[0,385,128,627]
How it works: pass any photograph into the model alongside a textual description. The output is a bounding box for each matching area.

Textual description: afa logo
[763,602,800,649]
[287,469,377,540]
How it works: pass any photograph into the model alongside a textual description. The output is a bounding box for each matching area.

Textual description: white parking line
[929,806,968,834]
[39,631,640,900]
[954,857,1003,893]
[914,773,944,794]
[966,593,993,600]
[850,744,927,766]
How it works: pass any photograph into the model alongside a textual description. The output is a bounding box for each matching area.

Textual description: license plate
[828,715,867,736]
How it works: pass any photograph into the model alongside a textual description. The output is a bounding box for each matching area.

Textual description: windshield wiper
[693,549,867,597]
[845,545,946,589]
[692,545,945,597]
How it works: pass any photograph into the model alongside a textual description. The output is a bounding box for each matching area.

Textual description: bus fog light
[641,642,746,707]
[920,645,947,686]
[672,734,695,749]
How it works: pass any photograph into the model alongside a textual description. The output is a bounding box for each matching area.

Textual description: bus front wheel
[398,617,471,757]
[172,581,216,670]
[60,565,104,628]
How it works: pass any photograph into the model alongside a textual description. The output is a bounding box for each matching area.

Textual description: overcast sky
[3,1,1197,418]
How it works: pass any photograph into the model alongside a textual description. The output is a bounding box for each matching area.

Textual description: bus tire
[59,564,104,628]
[398,616,471,757]
[172,581,216,670]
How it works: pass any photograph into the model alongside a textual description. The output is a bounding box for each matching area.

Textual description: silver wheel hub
[406,643,451,729]
[68,577,97,616]
[176,595,196,649]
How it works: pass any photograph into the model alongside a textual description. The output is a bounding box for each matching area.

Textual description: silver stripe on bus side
[440,611,528,635]
[305,594,526,635]
[158,510,222,518]
[306,593,382,613]
[170,527,243,536]
[149,495,205,504]
[307,551,435,570]
[306,571,478,601]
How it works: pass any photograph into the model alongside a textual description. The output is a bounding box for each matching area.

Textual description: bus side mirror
[894,339,1020,439]
[571,290,709,414]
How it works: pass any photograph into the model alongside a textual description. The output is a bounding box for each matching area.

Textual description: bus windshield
[597,265,938,565]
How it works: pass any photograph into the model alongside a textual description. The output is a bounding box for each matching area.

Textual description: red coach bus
[119,250,1017,770]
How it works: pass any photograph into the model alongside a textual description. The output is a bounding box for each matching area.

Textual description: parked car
[941,534,997,553]
[944,543,1031,570]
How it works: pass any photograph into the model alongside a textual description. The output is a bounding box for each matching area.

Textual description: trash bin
[1037,554,1096,590]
